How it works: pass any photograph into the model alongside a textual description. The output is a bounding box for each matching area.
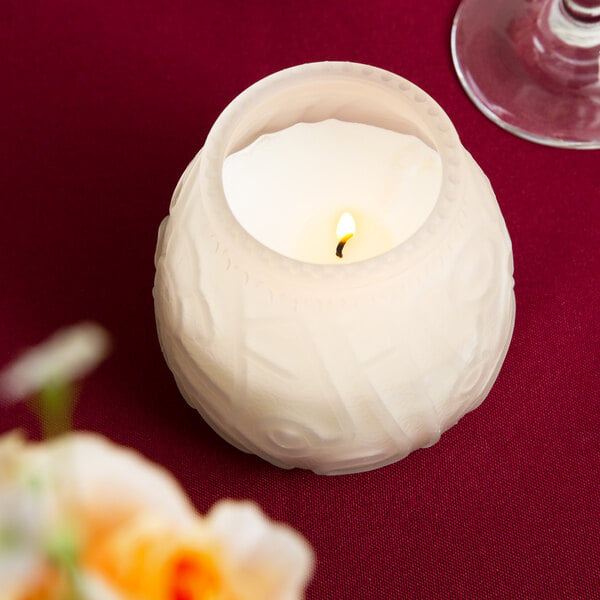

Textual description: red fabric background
[2,1,599,598]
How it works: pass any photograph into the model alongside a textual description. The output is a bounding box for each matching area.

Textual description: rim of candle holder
[196,61,465,289]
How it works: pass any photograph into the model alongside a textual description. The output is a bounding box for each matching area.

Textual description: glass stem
[562,0,600,22]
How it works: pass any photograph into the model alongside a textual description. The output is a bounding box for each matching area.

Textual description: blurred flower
[0,322,111,401]
[0,323,314,598]
[0,433,314,600]
[0,433,313,600]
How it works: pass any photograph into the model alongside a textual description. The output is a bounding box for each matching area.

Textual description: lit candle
[154,62,515,475]
[221,119,441,265]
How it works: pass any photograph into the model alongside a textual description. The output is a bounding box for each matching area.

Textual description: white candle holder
[154,62,515,475]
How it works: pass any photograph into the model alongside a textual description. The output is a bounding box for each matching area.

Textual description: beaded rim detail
[193,62,464,287]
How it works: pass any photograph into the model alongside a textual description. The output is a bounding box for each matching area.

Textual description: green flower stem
[31,379,75,439]
[45,522,84,600]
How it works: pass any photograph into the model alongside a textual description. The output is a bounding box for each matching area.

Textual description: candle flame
[335,212,355,258]
[336,212,355,242]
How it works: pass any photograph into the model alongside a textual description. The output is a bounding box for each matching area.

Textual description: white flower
[0,432,314,599]
[0,322,111,401]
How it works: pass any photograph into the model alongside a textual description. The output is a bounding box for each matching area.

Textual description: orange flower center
[82,517,235,600]
[170,553,222,600]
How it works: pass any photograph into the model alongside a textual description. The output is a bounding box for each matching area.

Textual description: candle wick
[336,234,353,259]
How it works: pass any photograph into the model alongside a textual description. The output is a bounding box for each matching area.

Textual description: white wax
[222,119,442,265]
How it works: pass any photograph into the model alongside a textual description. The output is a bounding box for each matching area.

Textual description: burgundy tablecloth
[2,2,599,598]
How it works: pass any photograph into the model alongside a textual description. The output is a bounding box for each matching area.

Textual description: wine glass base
[451,0,600,149]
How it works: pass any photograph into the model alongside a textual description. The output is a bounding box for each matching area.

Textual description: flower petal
[21,433,197,531]
[0,322,111,401]
[206,500,314,600]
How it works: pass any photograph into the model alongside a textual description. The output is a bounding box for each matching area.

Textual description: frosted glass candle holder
[153,62,515,475]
